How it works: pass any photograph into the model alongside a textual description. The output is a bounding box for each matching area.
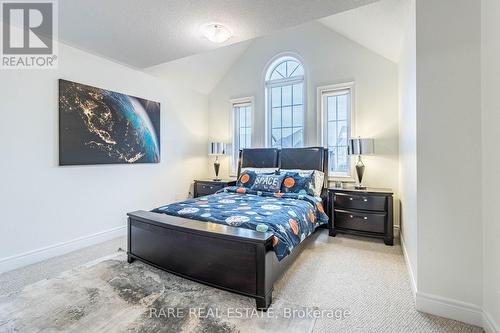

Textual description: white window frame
[318,82,356,181]
[264,54,307,148]
[230,97,254,176]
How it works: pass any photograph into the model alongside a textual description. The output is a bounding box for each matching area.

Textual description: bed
[127,147,329,310]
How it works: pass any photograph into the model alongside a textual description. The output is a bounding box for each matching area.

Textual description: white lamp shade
[348,138,374,155]
[208,142,226,155]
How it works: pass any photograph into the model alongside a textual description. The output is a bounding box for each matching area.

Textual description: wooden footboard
[127,148,327,309]
[127,210,280,309]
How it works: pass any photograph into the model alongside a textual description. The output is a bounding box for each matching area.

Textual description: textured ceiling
[144,0,408,96]
[319,0,408,63]
[145,40,252,95]
[59,0,377,68]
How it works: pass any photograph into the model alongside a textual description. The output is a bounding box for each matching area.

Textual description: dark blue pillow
[280,172,314,195]
[236,170,257,188]
[251,173,286,193]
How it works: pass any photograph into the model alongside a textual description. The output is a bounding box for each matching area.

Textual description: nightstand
[329,187,394,245]
[193,179,236,198]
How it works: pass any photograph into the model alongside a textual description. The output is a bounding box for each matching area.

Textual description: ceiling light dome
[200,23,233,43]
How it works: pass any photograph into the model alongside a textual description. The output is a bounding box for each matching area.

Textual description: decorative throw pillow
[280,172,315,196]
[311,170,325,196]
[251,173,286,193]
[280,169,325,197]
[236,170,258,188]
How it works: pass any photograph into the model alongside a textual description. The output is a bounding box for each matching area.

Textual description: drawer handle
[349,214,368,220]
[348,197,369,202]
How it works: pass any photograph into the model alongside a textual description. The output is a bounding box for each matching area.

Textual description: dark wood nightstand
[193,179,236,198]
[329,187,394,245]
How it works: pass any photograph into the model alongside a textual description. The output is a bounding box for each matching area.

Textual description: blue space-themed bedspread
[152,186,328,260]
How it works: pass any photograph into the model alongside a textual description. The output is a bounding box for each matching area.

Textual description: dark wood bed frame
[127,147,328,310]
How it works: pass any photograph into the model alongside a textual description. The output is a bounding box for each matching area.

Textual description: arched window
[265,56,305,148]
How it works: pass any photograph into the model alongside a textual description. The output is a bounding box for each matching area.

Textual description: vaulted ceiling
[56,0,407,95]
[58,0,377,68]
[145,41,252,94]
[319,0,408,63]
[144,0,408,95]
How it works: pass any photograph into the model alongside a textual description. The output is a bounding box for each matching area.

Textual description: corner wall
[481,0,500,330]
[0,40,209,272]
[415,0,483,325]
[398,0,417,294]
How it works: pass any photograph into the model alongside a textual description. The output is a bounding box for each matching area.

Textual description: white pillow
[280,169,325,197]
[241,167,278,174]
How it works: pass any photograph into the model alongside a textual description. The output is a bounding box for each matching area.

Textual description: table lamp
[348,137,374,189]
[208,142,226,181]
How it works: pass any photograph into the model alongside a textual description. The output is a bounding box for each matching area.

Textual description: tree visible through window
[265,56,305,148]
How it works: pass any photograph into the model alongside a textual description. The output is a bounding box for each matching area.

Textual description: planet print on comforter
[153,187,328,260]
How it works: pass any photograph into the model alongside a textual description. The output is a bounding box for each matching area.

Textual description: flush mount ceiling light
[200,23,233,43]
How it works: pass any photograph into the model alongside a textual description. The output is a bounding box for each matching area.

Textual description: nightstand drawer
[334,209,386,234]
[333,192,387,212]
[195,183,224,196]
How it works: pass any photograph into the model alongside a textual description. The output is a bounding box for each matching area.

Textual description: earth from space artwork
[59,79,160,165]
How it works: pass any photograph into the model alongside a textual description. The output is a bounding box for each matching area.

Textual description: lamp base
[213,156,221,181]
[355,155,366,190]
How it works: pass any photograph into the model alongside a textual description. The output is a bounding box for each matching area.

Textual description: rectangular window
[320,83,353,178]
[231,99,252,174]
[268,82,304,148]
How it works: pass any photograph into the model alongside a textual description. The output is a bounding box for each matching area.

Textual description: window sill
[327,176,356,183]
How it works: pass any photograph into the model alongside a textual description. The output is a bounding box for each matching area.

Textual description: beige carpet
[0,230,484,333]
[275,230,483,333]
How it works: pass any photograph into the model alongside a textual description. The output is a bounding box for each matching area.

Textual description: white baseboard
[393,225,400,238]
[415,292,483,327]
[400,233,488,328]
[400,233,417,297]
[0,226,126,274]
[483,310,500,333]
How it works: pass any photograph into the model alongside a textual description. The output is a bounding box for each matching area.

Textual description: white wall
[0,41,209,272]
[398,0,417,293]
[208,21,399,216]
[415,0,483,324]
[481,0,500,330]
